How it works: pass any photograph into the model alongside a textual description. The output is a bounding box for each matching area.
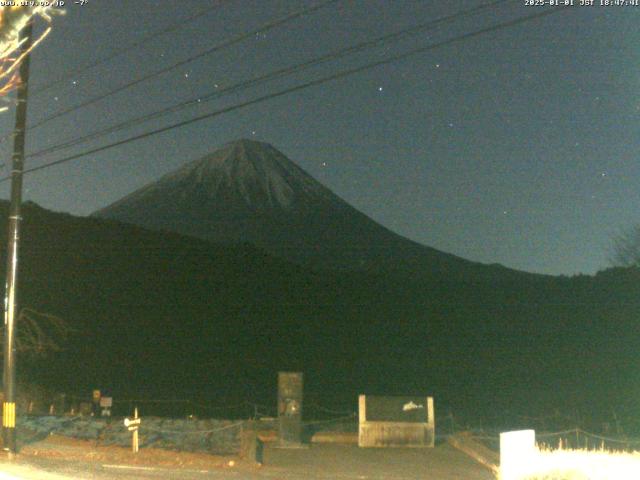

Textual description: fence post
[240,420,264,465]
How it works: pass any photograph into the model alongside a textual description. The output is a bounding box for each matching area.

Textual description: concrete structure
[358,395,435,448]
[499,429,536,480]
[278,372,303,447]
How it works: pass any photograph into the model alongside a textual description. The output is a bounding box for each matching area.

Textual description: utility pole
[2,20,33,455]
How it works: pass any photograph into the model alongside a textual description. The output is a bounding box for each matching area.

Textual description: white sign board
[500,429,536,480]
[124,417,141,431]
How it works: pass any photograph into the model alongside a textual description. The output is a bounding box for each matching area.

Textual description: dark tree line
[610,225,640,268]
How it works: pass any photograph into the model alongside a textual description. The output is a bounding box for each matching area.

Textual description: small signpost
[124,408,141,453]
[99,397,112,417]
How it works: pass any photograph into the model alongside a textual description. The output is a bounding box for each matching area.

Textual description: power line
[0,5,571,183]
[30,2,226,96]
[16,0,340,136]
[26,0,513,161]
[10,5,570,179]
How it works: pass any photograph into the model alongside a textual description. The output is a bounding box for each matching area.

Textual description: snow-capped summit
[93,139,502,276]
[160,139,335,211]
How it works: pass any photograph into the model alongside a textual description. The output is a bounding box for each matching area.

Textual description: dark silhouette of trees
[610,225,640,267]
[0,307,71,355]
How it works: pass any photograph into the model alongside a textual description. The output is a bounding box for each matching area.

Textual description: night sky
[0,0,638,276]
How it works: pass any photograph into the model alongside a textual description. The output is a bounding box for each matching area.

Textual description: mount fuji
[93,139,519,278]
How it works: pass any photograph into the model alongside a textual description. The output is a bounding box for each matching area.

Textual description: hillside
[0,202,638,426]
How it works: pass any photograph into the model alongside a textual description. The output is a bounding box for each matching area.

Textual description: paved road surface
[0,442,495,479]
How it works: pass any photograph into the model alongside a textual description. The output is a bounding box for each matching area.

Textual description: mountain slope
[0,202,637,424]
[93,139,524,279]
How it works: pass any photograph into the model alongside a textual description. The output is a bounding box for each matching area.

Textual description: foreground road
[0,437,494,479]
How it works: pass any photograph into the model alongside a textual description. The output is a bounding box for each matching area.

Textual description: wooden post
[124,407,141,453]
[132,407,139,453]
[426,397,435,447]
[427,397,434,423]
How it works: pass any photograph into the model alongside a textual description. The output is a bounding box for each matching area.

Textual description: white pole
[132,407,139,453]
